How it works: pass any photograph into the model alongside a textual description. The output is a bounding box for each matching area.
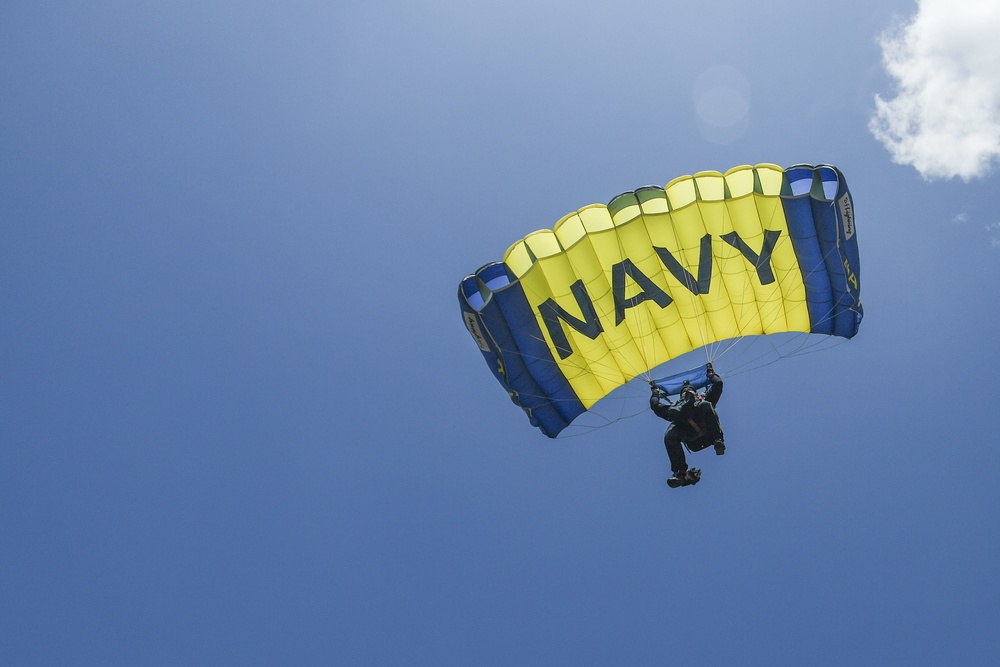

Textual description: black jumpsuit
[650,373,724,474]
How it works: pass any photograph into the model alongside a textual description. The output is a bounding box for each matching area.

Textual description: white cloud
[951,214,1000,248]
[869,0,1000,181]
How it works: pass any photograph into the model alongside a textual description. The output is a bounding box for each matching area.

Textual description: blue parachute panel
[459,263,585,437]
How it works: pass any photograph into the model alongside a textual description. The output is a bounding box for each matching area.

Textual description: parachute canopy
[458,164,862,437]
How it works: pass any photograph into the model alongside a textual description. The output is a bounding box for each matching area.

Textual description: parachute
[458,164,862,437]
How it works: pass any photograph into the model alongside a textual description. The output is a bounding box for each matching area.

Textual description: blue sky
[3,1,999,664]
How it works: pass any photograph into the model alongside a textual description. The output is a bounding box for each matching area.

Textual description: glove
[706,362,715,377]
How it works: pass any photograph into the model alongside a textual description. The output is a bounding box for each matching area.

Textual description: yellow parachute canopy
[459,164,862,436]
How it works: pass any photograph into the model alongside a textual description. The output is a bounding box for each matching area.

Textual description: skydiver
[649,363,726,488]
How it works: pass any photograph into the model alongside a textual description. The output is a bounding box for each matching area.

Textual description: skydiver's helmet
[680,381,698,402]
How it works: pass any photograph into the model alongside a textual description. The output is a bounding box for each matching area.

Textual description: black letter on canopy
[539,280,604,360]
[721,229,781,285]
[613,259,673,325]
[653,233,714,295]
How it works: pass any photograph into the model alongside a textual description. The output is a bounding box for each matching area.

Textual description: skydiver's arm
[652,394,696,423]
[649,388,675,421]
[703,372,723,406]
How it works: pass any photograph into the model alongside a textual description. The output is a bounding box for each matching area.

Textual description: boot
[667,468,701,488]
[667,470,689,488]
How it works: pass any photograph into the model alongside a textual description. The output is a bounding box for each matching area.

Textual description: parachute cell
[458,164,862,437]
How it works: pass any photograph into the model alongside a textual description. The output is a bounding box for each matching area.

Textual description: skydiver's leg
[663,425,687,473]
